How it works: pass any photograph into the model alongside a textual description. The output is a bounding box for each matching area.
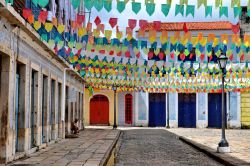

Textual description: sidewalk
[168,128,250,166]
[10,128,120,166]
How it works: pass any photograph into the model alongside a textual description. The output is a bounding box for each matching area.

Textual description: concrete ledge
[179,136,249,166]
[99,130,121,166]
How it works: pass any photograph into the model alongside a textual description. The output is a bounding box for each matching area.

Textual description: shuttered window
[125,94,132,124]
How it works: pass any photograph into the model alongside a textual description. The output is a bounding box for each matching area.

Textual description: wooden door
[90,95,109,125]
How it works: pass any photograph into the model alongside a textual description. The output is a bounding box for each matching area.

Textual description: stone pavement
[168,128,250,165]
[115,129,222,166]
[10,128,120,166]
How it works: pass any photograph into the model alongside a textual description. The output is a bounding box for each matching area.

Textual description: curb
[100,130,121,166]
[179,136,249,166]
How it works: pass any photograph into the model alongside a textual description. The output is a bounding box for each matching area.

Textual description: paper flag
[32,0,38,6]
[108,18,117,28]
[28,15,34,24]
[22,8,32,20]
[146,3,155,16]
[161,4,170,17]
[139,20,148,30]
[153,21,161,31]
[34,21,41,30]
[233,7,242,18]
[78,27,87,37]
[45,22,53,32]
[205,6,212,17]
[38,11,48,24]
[70,0,80,9]
[39,0,49,8]
[219,6,228,18]
[132,2,141,14]
[104,0,112,12]
[94,16,101,25]
[197,0,207,8]
[94,0,103,11]
[117,1,126,13]
[128,19,137,30]
[105,30,112,40]
[175,4,184,16]
[186,5,195,17]
[85,0,94,10]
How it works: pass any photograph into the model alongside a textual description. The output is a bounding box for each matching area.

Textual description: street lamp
[217,54,230,153]
[112,86,117,129]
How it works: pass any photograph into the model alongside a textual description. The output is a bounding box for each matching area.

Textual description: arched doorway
[125,94,133,124]
[90,95,109,125]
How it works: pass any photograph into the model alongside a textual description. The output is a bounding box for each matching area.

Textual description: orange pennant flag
[207,34,215,43]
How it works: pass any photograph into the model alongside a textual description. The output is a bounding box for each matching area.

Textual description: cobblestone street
[10,129,119,166]
[115,129,222,166]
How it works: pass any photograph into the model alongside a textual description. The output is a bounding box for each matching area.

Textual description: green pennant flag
[70,0,80,9]
[167,0,172,5]
[5,0,13,4]
[85,0,94,10]
[94,0,103,11]
[205,6,212,17]
[231,0,240,8]
[175,4,184,16]
[104,0,112,12]
[233,7,242,18]
[197,0,207,8]
[146,3,155,16]
[41,34,48,42]
[215,0,222,8]
[219,6,228,18]
[132,2,141,14]
[39,0,49,8]
[117,1,126,13]
[161,4,170,16]
[248,8,250,17]
[32,0,38,7]
[186,5,195,17]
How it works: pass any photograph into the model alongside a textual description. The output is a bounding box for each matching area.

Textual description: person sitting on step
[71,119,79,135]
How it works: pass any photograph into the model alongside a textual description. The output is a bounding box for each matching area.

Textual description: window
[125,94,133,124]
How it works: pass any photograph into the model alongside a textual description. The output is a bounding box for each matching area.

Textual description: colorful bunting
[146,3,155,16]
[175,4,184,16]
[117,1,126,13]
[186,5,195,17]
[161,4,170,17]
[132,2,141,14]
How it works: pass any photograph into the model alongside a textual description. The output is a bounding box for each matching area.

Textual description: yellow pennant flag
[78,27,87,37]
[57,24,65,34]
[148,30,156,43]
[127,34,133,41]
[34,21,41,30]
[160,31,168,44]
[116,31,123,40]
[213,37,219,47]
[170,36,177,45]
[200,37,207,47]
[93,29,100,38]
[191,37,198,46]
[221,34,228,44]
[180,36,188,45]
[105,30,112,40]
[45,22,53,32]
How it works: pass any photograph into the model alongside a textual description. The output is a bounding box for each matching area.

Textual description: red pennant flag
[94,16,101,26]
[109,18,118,28]
[76,14,85,26]
[170,52,175,60]
[200,53,205,61]
[159,52,164,60]
[128,19,137,30]
[240,54,244,61]
[180,53,185,61]
[183,22,188,33]
[38,10,48,24]
[229,54,234,61]
[148,51,154,59]
[153,21,161,31]
[136,52,140,58]
[139,20,148,30]
[22,8,32,20]
[125,51,130,58]
[232,23,240,34]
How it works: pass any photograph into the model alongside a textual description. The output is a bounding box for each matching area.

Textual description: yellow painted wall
[84,88,118,126]
[241,92,250,128]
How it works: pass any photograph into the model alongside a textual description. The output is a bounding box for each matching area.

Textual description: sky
[85,0,248,37]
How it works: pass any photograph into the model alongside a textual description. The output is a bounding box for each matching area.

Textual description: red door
[125,94,133,124]
[90,95,109,125]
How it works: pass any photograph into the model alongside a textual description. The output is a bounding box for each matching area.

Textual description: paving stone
[115,129,222,166]
[10,129,119,166]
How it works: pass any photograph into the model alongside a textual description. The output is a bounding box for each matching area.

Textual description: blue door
[178,93,196,128]
[208,93,227,128]
[149,93,166,127]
